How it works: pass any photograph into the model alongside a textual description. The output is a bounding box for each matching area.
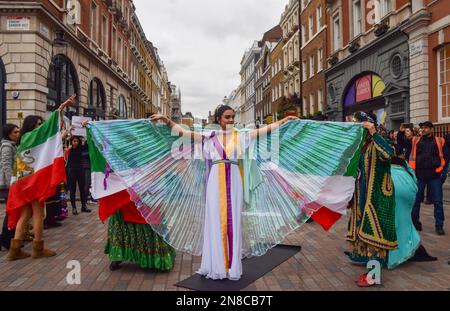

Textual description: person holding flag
[6,95,76,261]
[84,121,176,272]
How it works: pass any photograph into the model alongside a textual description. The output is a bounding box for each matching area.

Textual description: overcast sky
[133,0,287,119]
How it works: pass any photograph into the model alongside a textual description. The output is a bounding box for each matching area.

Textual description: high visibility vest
[409,136,446,173]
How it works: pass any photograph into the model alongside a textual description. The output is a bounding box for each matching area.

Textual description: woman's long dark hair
[19,115,44,144]
[214,105,234,124]
[2,124,19,140]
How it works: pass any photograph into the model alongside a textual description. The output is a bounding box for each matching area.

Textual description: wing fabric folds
[88,119,364,257]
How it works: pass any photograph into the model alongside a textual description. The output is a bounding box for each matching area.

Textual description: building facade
[170,84,182,123]
[324,0,412,130]
[401,0,450,134]
[0,0,172,127]
[300,0,327,116]
[270,40,285,122]
[255,25,283,124]
[280,0,301,101]
[240,40,261,126]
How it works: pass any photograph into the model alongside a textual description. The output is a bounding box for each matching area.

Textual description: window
[353,0,362,37]
[438,45,450,120]
[380,0,391,18]
[118,37,122,68]
[333,14,341,52]
[302,97,307,116]
[317,5,322,29]
[302,24,307,45]
[309,15,314,39]
[88,78,106,120]
[309,55,315,78]
[317,48,323,71]
[112,26,117,61]
[118,95,127,119]
[91,2,98,44]
[318,89,323,112]
[302,60,307,81]
[102,16,108,51]
[310,93,315,114]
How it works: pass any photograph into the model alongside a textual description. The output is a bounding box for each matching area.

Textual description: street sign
[7,16,30,31]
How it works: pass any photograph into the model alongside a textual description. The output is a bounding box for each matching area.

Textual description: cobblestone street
[0,202,449,291]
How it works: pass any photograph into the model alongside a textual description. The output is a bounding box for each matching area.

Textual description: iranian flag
[6,111,66,229]
[87,129,146,224]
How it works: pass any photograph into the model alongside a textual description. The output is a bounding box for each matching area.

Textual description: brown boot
[32,240,56,259]
[7,239,31,261]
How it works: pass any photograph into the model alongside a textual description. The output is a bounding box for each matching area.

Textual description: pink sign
[355,75,372,102]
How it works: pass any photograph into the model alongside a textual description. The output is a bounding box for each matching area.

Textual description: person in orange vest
[407,121,445,235]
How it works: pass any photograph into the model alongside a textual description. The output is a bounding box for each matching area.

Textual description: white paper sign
[7,16,31,31]
[70,116,92,137]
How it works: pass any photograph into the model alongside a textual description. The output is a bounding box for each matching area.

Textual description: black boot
[409,244,438,262]
[72,208,78,215]
[81,205,91,213]
[109,261,122,271]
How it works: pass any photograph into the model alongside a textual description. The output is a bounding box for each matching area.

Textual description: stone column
[402,12,431,125]
[0,30,52,125]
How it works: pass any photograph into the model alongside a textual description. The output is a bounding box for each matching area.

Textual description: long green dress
[387,164,421,269]
[105,211,176,271]
[346,133,398,267]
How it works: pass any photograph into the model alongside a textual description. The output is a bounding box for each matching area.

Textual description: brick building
[0,0,172,127]
[255,25,282,124]
[280,0,301,102]
[270,40,285,122]
[324,0,412,129]
[300,0,326,116]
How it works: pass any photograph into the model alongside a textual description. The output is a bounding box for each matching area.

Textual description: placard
[71,116,92,137]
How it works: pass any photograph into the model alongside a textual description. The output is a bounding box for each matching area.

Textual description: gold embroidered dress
[346,133,398,266]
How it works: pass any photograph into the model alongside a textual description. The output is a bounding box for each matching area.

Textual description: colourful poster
[355,75,372,102]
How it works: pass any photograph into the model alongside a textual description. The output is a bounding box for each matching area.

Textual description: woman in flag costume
[87,105,366,281]
[6,95,76,261]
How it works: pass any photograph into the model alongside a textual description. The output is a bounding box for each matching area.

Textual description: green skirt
[104,212,176,271]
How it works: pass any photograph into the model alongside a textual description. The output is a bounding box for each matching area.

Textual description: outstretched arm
[250,115,298,140]
[150,114,203,140]
[58,94,77,111]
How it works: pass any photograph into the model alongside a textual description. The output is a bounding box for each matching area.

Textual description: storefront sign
[7,16,30,31]
[355,75,372,102]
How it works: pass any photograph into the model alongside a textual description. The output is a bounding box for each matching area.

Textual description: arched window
[47,54,79,118]
[118,95,127,119]
[0,57,6,128]
[88,78,106,120]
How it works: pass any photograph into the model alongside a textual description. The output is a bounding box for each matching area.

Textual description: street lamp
[52,30,69,63]
[51,30,70,113]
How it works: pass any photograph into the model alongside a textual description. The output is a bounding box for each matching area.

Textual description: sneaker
[435,228,445,235]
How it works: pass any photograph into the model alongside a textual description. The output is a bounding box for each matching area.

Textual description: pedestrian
[407,121,446,235]
[80,136,94,203]
[346,111,397,287]
[6,95,76,261]
[0,124,20,250]
[65,136,91,215]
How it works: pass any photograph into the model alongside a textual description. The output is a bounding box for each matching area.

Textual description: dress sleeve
[372,133,393,161]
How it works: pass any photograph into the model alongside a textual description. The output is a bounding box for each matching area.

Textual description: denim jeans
[413,177,445,229]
